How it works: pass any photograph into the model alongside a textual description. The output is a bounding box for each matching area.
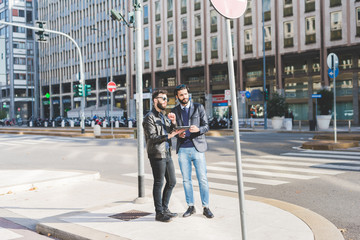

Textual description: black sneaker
[163,209,178,218]
[155,212,172,222]
[203,207,214,218]
[183,206,196,217]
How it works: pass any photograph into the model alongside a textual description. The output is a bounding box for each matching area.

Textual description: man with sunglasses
[171,84,214,219]
[143,89,184,222]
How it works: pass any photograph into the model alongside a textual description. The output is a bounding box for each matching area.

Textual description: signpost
[210,1,248,239]
[327,53,339,143]
[312,94,322,126]
[107,81,116,136]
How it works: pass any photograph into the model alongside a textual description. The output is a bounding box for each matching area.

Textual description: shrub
[267,92,289,118]
[317,89,333,115]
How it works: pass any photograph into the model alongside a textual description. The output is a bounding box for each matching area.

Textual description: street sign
[210,0,248,19]
[327,53,339,69]
[224,89,231,100]
[245,91,251,98]
[328,68,339,78]
[107,81,116,92]
[312,94,322,98]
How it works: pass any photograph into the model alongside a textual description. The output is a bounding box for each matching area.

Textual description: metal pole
[134,1,145,198]
[111,91,114,136]
[332,58,337,143]
[0,21,86,133]
[225,19,247,240]
[262,0,267,130]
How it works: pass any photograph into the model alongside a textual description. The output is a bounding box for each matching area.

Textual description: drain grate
[109,210,152,221]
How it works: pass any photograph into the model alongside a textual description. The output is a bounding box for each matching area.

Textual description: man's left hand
[189,125,200,133]
[167,113,176,124]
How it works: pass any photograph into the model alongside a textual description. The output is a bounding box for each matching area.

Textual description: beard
[178,97,189,105]
[157,102,166,111]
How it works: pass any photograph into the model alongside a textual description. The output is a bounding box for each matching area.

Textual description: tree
[0,109,7,119]
[317,88,333,115]
[267,92,289,118]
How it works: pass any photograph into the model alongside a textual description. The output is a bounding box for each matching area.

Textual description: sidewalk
[0,170,344,240]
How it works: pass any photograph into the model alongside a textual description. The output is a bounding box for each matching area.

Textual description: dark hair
[174,84,190,97]
[152,89,168,101]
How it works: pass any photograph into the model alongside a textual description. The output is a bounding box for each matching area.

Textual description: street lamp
[91,27,110,121]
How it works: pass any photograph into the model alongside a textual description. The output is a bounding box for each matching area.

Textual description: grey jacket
[143,108,177,159]
[171,102,209,153]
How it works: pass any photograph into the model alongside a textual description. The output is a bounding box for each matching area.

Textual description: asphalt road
[0,132,359,240]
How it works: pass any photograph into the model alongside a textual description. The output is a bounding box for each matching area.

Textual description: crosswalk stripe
[123,172,254,192]
[282,152,360,160]
[313,164,360,171]
[261,155,352,163]
[0,226,23,239]
[206,165,316,180]
[301,150,360,156]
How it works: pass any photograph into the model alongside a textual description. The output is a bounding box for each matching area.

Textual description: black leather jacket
[143,108,177,159]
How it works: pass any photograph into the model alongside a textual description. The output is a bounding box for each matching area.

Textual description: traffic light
[73,84,79,97]
[35,21,49,42]
[128,12,135,24]
[78,84,84,97]
[264,89,269,101]
[85,84,91,96]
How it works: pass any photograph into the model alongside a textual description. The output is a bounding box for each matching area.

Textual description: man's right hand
[168,129,185,139]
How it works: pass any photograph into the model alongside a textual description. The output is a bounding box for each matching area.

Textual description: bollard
[52,121,55,127]
[103,120,107,128]
[44,121,48,127]
[348,120,351,132]
[94,124,101,137]
[29,121,33,127]
[91,121,95,127]
[128,120,133,128]
[115,121,119,128]
[299,120,301,131]
[134,129,137,139]
[70,120,74,128]
[61,120,65,128]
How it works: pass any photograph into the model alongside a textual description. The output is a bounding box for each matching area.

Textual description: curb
[302,140,359,150]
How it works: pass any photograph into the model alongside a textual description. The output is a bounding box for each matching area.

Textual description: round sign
[245,91,251,98]
[328,68,339,78]
[210,0,248,19]
[107,81,116,92]
[327,53,339,69]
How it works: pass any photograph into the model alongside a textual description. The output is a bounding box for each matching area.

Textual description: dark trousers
[149,153,176,214]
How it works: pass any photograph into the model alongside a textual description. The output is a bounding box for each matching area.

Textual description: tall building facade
[38,0,360,124]
[0,0,38,120]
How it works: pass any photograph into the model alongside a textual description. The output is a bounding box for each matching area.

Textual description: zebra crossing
[123,150,360,193]
[0,135,88,147]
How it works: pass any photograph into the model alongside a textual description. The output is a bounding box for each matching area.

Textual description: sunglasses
[156,96,168,101]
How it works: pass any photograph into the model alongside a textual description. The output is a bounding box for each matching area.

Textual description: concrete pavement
[0,170,344,240]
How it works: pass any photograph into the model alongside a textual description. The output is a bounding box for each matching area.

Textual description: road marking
[0,227,23,240]
[301,150,360,156]
[207,165,316,180]
[262,155,352,163]
[313,164,360,171]
[282,152,360,160]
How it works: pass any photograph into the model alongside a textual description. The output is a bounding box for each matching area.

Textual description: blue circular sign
[245,91,251,98]
[328,68,339,78]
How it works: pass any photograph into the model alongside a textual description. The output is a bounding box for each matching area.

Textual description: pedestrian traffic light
[35,21,49,42]
[73,84,79,97]
[85,84,91,96]
[265,89,269,101]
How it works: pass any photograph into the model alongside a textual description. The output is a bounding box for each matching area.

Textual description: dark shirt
[180,107,195,148]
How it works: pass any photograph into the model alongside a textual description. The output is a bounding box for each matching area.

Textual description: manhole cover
[109,210,152,221]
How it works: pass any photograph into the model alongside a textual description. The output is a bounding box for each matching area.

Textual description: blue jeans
[178,147,209,208]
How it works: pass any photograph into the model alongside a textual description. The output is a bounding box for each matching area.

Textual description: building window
[330,11,342,40]
[144,27,149,47]
[155,1,161,21]
[244,29,253,53]
[330,0,341,8]
[356,7,360,37]
[264,0,271,21]
[283,0,293,17]
[195,40,202,61]
[168,45,174,66]
[156,48,161,67]
[211,36,218,59]
[143,5,149,24]
[167,21,173,42]
[210,10,217,33]
[181,17,187,39]
[182,43,188,63]
[144,50,149,69]
[264,26,272,50]
[167,0,173,18]
[305,0,315,12]
[194,0,201,11]
[195,14,201,36]
[305,16,316,44]
[284,21,294,48]
[244,0,252,25]
[181,0,187,14]
[156,24,161,44]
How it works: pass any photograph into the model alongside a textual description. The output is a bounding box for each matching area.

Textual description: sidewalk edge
[245,195,344,240]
